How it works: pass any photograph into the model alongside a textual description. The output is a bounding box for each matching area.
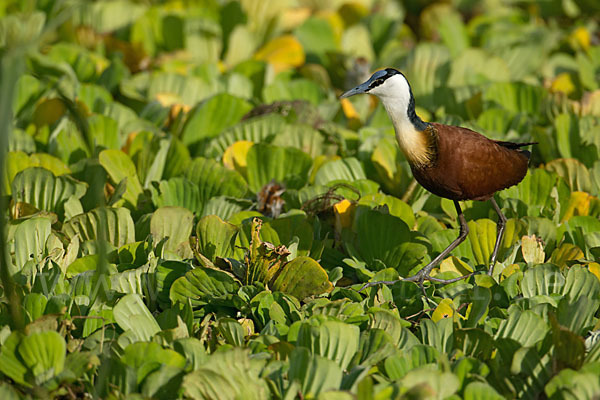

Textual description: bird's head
[340,68,411,101]
[340,68,427,133]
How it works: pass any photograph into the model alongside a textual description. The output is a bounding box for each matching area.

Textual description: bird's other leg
[488,197,507,275]
[359,200,470,294]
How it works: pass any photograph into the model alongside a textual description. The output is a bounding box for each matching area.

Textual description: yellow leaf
[340,97,360,120]
[570,27,590,51]
[223,140,254,177]
[562,191,592,221]
[589,263,600,282]
[432,298,454,323]
[550,73,575,95]
[521,235,545,264]
[32,98,66,127]
[154,92,182,107]
[439,256,473,275]
[333,199,355,231]
[501,264,521,281]
[280,7,311,31]
[255,35,305,73]
[549,243,584,269]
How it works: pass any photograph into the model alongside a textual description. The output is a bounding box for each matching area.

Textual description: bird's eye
[370,78,383,89]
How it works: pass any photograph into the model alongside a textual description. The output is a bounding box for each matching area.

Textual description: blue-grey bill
[339,85,367,99]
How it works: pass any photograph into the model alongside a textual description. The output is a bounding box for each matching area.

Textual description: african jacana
[340,68,535,290]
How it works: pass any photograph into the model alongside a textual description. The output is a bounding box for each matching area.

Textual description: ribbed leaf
[13,216,52,271]
[11,167,86,215]
[113,294,161,341]
[150,177,202,215]
[203,114,285,158]
[495,310,548,347]
[271,257,333,301]
[151,206,194,257]
[18,331,66,385]
[62,207,135,247]
[521,264,565,297]
[297,320,359,370]
[185,157,248,203]
[99,150,144,208]
[181,93,252,146]
[314,158,366,186]
[245,143,313,192]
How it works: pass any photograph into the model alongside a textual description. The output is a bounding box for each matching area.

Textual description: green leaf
[400,368,460,399]
[62,207,135,247]
[245,143,313,192]
[454,328,494,360]
[151,206,194,257]
[203,114,285,158]
[271,124,324,158]
[146,72,220,107]
[521,264,565,297]
[18,331,66,385]
[484,82,546,116]
[421,4,469,58]
[546,158,593,192]
[218,318,246,346]
[463,382,504,400]
[0,332,29,387]
[13,216,52,271]
[495,310,548,347]
[99,149,144,208]
[151,178,204,215]
[195,215,239,262]
[296,320,359,370]
[465,286,491,328]
[314,158,366,186]
[271,256,333,301]
[113,294,161,341]
[182,348,268,400]
[170,267,239,307]
[562,265,600,301]
[294,17,337,59]
[467,219,497,267]
[181,93,252,147]
[353,207,424,274]
[404,43,450,108]
[11,167,86,215]
[288,347,343,398]
[88,114,120,151]
[185,157,248,203]
[263,79,325,106]
[448,48,510,87]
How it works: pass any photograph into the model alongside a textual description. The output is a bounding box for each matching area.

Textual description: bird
[340,68,535,291]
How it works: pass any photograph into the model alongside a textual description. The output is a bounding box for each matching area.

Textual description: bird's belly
[411,159,527,201]
[411,166,467,200]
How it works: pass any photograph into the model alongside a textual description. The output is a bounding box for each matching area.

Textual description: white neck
[370,74,432,166]
[380,97,431,166]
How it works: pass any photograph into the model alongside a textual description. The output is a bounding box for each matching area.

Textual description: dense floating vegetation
[1,0,600,398]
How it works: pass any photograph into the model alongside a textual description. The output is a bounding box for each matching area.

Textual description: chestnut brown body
[340,67,536,287]
[411,123,532,201]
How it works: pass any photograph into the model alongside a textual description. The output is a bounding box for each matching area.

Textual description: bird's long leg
[488,197,507,275]
[359,200,470,293]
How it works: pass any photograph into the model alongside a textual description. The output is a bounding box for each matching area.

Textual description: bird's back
[411,123,531,201]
